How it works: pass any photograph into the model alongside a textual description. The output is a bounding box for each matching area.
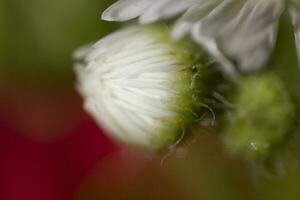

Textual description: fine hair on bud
[74,24,215,150]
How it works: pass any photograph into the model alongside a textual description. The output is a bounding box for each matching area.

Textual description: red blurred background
[0,84,188,200]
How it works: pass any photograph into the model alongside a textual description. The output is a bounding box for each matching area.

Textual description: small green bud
[221,73,295,158]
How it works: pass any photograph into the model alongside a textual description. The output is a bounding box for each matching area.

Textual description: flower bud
[74,25,209,150]
[221,73,295,158]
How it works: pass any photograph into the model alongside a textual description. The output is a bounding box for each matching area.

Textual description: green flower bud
[221,73,295,158]
[74,25,211,150]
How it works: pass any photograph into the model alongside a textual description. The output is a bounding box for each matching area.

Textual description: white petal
[153,0,198,17]
[139,0,193,24]
[171,20,193,39]
[200,0,246,37]
[72,43,93,61]
[101,0,155,21]
[290,0,300,65]
[199,0,284,71]
[191,22,240,81]
[138,0,173,24]
[102,0,198,23]
[295,31,300,66]
[222,0,281,71]
[232,24,278,71]
[181,0,222,22]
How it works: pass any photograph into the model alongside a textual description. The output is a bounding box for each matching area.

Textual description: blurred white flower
[74,25,206,150]
[102,0,198,24]
[102,0,300,78]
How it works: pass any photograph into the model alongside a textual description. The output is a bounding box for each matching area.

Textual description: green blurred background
[0,0,117,88]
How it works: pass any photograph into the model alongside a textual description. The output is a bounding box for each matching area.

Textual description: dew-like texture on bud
[221,73,295,158]
[74,25,206,150]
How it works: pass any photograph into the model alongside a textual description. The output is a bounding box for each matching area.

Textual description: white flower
[102,0,300,79]
[74,25,206,150]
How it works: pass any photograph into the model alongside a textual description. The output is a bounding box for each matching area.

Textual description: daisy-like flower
[74,25,210,150]
[102,0,300,78]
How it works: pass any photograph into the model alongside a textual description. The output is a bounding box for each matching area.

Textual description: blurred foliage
[252,12,300,200]
[221,72,295,159]
[0,0,117,88]
[169,11,300,200]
